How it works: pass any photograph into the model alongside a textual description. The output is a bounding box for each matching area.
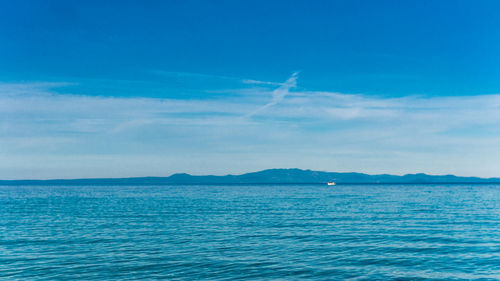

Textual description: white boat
[327,182,336,185]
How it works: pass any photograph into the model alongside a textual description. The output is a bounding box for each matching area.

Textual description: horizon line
[1,168,499,182]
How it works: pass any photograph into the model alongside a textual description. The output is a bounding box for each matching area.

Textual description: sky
[2,0,500,179]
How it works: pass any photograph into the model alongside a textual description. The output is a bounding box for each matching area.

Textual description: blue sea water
[0,184,499,280]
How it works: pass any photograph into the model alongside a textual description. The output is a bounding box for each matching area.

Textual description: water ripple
[0,184,499,280]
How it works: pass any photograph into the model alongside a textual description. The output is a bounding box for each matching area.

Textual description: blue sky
[2,0,500,179]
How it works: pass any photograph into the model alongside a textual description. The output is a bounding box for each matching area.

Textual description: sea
[0,184,499,280]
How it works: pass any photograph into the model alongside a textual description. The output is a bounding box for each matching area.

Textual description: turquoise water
[1,184,499,280]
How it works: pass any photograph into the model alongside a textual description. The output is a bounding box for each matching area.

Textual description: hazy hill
[1,168,499,185]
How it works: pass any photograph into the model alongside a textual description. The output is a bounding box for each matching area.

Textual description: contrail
[245,72,299,117]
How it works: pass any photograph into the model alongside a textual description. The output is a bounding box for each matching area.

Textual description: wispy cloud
[241,79,282,86]
[245,72,299,117]
[152,70,280,86]
[2,77,500,178]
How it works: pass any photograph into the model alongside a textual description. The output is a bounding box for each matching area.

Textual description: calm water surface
[0,184,499,280]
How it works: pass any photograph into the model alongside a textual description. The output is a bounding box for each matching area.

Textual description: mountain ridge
[1,168,499,185]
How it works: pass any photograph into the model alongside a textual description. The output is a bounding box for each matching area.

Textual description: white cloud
[152,70,281,86]
[2,79,500,178]
[245,72,299,117]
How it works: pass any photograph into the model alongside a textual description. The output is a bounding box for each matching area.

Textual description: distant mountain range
[1,169,500,185]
